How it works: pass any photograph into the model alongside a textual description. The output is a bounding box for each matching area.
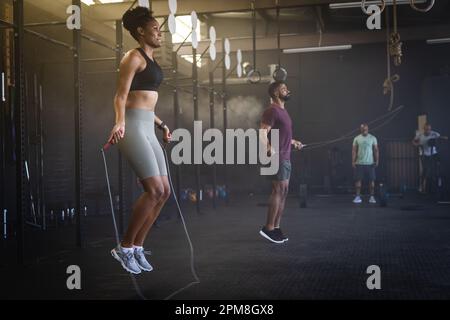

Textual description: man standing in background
[352,124,379,204]
[412,123,448,193]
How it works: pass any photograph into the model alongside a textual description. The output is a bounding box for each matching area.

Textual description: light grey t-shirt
[353,134,378,165]
[415,131,440,156]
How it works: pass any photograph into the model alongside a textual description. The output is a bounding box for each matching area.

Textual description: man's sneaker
[353,195,362,204]
[134,247,153,272]
[274,228,288,242]
[259,227,284,244]
[111,246,141,274]
[369,196,377,204]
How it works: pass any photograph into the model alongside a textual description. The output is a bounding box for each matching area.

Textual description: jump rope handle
[293,144,307,151]
[103,142,112,151]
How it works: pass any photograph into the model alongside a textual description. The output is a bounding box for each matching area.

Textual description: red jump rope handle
[103,142,112,151]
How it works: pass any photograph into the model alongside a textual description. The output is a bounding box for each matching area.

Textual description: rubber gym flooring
[1,194,450,300]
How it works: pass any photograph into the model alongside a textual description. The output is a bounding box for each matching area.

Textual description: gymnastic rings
[409,0,435,12]
[273,66,287,82]
[247,69,262,84]
[361,0,386,14]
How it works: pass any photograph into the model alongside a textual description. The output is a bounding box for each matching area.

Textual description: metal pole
[3,209,7,239]
[0,72,5,228]
[115,19,124,235]
[1,72,6,240]
[81,57,116,62]
[38,84,45,230]
[33,74,40,223]
[192,46,201,214]
[207,11,216,208]
[209,70,217,209]
[172,51,181,201]
[24,21,66,27]
[14,0,26,264]
[81,34,118,52]
[73,0,83,248]
[25,29,74,51]
[1,72,5,101]
[0,18,15,28]
[222,39,228,205]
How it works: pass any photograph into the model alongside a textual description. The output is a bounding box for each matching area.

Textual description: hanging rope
[276,0,280,67]
[318,23,323,47]
[248,0,261,83]
[272,0,288,81]
[389,0,402,67]
[315,6,323,47]
[252,0,256,71]
[383,6,400,111]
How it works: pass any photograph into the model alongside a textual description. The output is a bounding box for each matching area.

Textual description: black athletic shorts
[354,164,376,182]
[270,159,291,181]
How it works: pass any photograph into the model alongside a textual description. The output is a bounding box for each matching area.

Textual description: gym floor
[2,194,450,300]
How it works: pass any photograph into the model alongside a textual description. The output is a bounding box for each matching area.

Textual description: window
[172,15,202,66]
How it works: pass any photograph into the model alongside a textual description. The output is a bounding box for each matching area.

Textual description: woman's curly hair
[122,6,156,41]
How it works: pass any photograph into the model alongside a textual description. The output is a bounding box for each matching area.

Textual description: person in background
[352,124,379,204]
[259,81,304,244]
[412,123,448,193]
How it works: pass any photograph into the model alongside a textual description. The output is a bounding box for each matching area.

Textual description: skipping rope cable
[301,104,404,150]
[100,142,200,300]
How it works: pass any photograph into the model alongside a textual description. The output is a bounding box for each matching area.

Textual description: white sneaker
[134,247,153,272]
[369,196,377,204]
[111,246,142,274]
[353,195,362,204]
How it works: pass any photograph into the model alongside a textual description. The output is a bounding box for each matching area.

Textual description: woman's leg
[121,176,165,248]
[134,176,171,246]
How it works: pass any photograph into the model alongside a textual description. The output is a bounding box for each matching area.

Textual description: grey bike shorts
[117,108,167,179]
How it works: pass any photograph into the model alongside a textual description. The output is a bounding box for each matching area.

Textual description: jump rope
[298,104,404,151]
[100,104,403,299]
[101,141,199,300]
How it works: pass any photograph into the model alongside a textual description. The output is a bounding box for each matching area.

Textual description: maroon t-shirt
[261,103,293,161]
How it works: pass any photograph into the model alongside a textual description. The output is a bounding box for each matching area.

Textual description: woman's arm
[154,114,168,130]
[114,52,141,124]
[154,114,172,143]
[108,51,141,144]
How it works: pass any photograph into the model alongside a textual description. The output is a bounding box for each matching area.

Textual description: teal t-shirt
[353,134,378,165]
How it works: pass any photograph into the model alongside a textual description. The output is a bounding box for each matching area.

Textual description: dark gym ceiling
[20,0,450,74]
[25,0,450,48]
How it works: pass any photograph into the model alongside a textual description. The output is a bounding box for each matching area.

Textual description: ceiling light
[283,45,352,54]
[426,38,450,45]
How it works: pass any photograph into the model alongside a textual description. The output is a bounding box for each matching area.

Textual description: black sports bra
[129,48,163,92]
